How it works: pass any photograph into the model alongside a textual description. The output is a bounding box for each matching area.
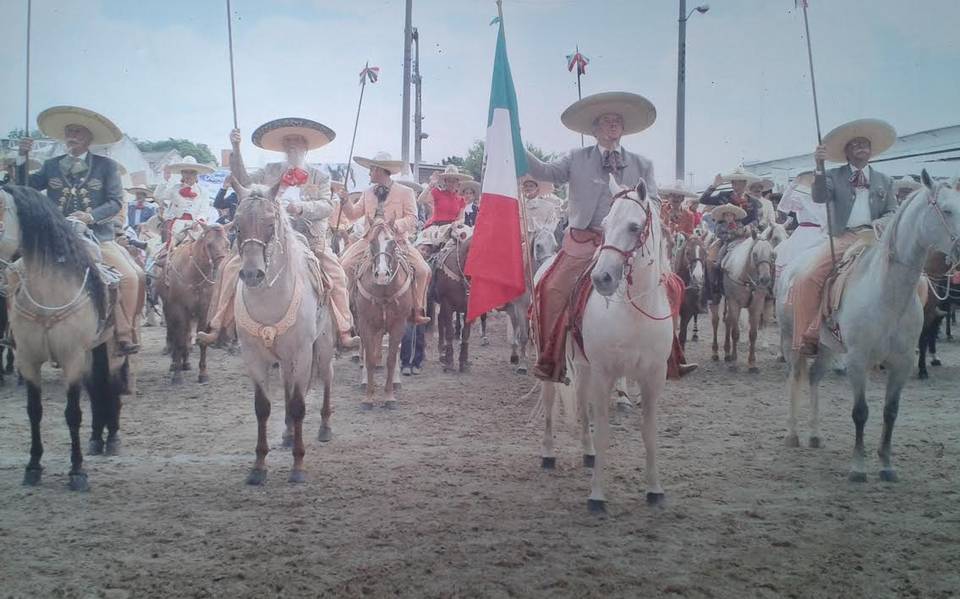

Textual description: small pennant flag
[359,65,380,85]
[566,49,589,76]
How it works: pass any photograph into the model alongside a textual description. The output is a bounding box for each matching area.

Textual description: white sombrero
[520,175,554,197]
[821,118,897,163]
[37,105,122,145]
[711,203,747,220]
[721,167,762,185]
[167,155,214,175]
[354,151,405,175]
[748,177,775,193]
[252,117,336,152]
[437,164,473,182]
[126,186,153,197]
[659,180,699,199]
[561,91,657,136]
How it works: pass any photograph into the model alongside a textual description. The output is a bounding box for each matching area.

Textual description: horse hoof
[748,366,759,374]
[510,355,519,365]
[198,373,209,384]
[646,492,666,506]
[288,470,306,484]
[281,435,294,449]
[879,469,898,483]
[68,472,90,492]
[711,355,719,362]
[22,467,42,486]
[808,436,822,449]
[105,437,121,457]
[587,499,607,513]
[918,370,929,380]
[785,434,800,448]
[583,454,596,468]
[541,457,556,470]
[691,334,699,342]
[931,359,942,367]
[777,355,786,363]
[88,439,104,456]
[360,401,375,411]
[317,427,332,443]
[516,366,528,375]
[848,471,867,483]
[383,399,398,410]
[246,469,267,486]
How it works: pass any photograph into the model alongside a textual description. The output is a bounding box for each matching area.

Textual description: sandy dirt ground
[0,313,958,598]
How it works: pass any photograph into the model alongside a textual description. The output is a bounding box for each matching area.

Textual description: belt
[798,222,819,228]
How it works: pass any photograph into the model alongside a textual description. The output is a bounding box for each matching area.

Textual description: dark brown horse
[434,236,473,372]
[918,251,959,378]
[670,232,707,350]
[156,224,230,384]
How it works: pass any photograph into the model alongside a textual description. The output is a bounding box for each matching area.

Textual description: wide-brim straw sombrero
[659,180,699,198]
[721,167,762,185]
[711,203,747,220]
[437,164,472,183]
[354,151,405,175]
[460,180,481,197]
[37,105,122,145]
[561,92,657,136]
[252,117,336,152]
[125,186,153,197]
[822,118,896,163]
[167,155,214,175]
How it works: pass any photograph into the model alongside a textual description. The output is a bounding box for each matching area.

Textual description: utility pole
[401,0,413,173]
[413,27,424,183]
[676,1,710,182]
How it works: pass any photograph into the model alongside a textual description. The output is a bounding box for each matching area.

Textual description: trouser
[400,323,426,368]
[100,241,144,345]
[309,241,355,335]
[790,231,861,349]
[531,228,601,382]
[340,238,431,316]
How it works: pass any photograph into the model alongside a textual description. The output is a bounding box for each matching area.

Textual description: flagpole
[225,0,239,129]
[332,62,370,254]
[496,0,541,342]
[800,1,836,270]
[22,0,31,178]
[575,44,584,148]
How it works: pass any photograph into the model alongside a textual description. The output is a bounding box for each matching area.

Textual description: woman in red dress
[418,165,474,228]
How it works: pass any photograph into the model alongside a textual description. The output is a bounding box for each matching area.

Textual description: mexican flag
[464,16,528,322]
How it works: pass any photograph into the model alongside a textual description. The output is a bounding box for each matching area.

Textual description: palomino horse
[502,224,558,374]
[156,224,229,384]
[778,171,960,481]
[232,183,335,485]
[711,229,775,371]
[538,177,673,511]
[434,234,473,373]
[670,232,706,350]
[0,185,123,491]
[352,222,414,408]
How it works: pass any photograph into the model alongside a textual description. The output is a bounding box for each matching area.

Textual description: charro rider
[156,156,212,248]
[334,151,432,325]
[16,105,144,355]
[524,91,660,382]
[418,164,472,228]
[520,175,563,234]
[659,180,699,237]
[791,118,897,355]
[197,119,359,350]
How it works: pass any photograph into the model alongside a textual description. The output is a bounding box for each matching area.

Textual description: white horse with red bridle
[537,176,673,512]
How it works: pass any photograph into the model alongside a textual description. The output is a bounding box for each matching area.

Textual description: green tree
[462,139,485,182]
[441,155,464,167]
[134,138,218,166]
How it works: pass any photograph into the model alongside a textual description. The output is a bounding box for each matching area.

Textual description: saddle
[821,238,873,319]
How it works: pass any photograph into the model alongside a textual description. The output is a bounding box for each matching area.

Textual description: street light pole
[401,0,413,173]
[413,27,424,183]
[675,1,709,183]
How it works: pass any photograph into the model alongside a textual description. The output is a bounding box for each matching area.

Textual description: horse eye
[628,223,640,233]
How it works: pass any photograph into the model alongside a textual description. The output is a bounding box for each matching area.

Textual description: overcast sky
[2,0,958,187]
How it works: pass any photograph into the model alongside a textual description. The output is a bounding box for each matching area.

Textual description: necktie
[850,169,869,189]
[282,167,309,186]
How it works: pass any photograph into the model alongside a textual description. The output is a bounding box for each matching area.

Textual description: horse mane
[3,185,107,320]
[879,184,925,255]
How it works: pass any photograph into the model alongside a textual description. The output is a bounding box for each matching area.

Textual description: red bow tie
[282,167,309,186]
[179,186,197,199]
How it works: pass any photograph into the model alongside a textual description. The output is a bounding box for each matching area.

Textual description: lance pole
[226,0,238,129]
[801,2,836,269]
[332,63,370,254]
[21,0,32,182]
[575,44,583,148]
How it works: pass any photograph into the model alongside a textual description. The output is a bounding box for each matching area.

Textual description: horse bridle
[597,188,653,286]
[237,200,286,287]
[368,225,405,287]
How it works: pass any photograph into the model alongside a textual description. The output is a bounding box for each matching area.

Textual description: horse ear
[921,169,934,190]
[635,179,647,201]
[234,181,251,200]
[608,174,626,198]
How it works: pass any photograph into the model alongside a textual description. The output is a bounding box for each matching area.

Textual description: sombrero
[893,177,921,193]
[252,117,335,152]
[37,105,122,145]
[721,167,761,185]
[748,177,775,193]
[711,203,747,220]
[437,164,472,182]
[561,91,656,136]
[354,151,405,175]
[821,118,896,163]
[659,180,698,199]
[125,186,153,197]
[166,155,214,175]
[519,175,554,197]
[460,180,481,198]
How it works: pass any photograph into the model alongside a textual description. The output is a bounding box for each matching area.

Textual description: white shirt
[596,143,622,155]
[846,164,872,228]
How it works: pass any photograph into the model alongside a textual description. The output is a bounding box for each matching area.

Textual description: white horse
[778,171,960,482]
[503,225,558,374]
[538,177,673,511]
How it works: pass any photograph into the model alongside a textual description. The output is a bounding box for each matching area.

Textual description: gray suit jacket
[526,146,658,230]
[812,164,895,233]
